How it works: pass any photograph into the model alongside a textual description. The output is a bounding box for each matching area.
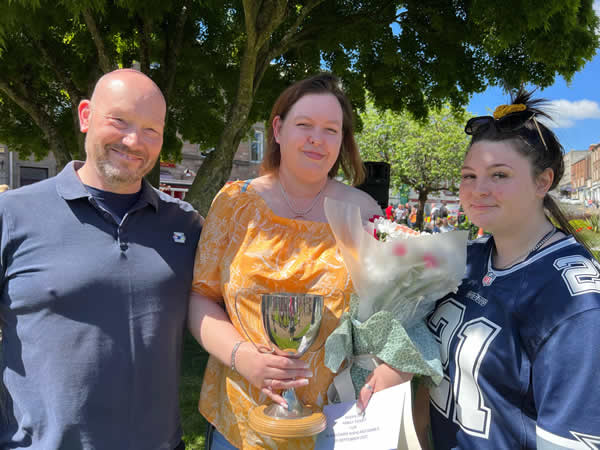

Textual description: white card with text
[315,383,409,450]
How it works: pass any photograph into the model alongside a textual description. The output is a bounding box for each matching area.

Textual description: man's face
[78,72,166,193]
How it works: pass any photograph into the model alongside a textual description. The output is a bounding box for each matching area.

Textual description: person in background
[385,203,394,220]
[430,203,440,221]
[425,89,600,448]
[187,73,411,450]
[438,200,449,218]
[408,206,418,228]
[0,69,203,450]
[394,203,405,223]
[438,217,454,232]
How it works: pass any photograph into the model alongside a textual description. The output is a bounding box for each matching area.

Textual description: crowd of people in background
[386,200,460,233]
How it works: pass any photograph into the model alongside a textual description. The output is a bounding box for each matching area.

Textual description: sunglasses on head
[465,109,548,151]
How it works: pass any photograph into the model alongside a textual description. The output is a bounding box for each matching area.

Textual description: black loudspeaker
[356,161,390,210]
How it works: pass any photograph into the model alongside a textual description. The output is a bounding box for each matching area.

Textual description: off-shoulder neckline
[234,180,332,227]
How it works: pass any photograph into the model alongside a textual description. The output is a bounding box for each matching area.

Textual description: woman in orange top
[188,73,412,449]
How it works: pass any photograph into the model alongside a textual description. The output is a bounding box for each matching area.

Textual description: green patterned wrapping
[325,294,442,401]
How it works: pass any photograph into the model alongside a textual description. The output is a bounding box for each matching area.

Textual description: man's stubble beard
[93,143,157,187]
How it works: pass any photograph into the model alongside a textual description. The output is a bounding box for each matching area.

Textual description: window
[251,130,264,162]
[20,166,48,186]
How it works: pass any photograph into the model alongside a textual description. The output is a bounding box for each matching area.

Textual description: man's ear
[536,168,554,197]
[78,100,91,133]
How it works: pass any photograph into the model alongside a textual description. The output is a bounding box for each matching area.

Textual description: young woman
[188,73,410,450]
[426,90,600,448]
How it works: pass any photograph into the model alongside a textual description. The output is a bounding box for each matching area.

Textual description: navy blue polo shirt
[0,162,202,449]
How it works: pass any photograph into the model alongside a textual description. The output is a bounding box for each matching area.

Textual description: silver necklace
[278,178,327,219]
[482,226,556,286]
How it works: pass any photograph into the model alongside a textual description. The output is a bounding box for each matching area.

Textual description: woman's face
[273,93,343,183]
[459,140,549,234]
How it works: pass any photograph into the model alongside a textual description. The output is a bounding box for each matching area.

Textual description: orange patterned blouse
[191,180,352,449]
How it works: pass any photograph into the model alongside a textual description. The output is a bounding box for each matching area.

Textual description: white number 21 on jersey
[428,299,501,439]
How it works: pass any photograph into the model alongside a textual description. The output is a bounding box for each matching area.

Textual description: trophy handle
[234,289,274,354]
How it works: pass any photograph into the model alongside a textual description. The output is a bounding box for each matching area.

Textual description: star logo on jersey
[172,232,186,244]
[571,431,600,449]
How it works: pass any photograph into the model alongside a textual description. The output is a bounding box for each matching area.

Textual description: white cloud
[538,99,600,129]
[594,0,600,17]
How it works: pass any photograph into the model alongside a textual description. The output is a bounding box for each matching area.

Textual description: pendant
[482,271,496,287]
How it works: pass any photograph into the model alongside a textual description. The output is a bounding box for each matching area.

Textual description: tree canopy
[356,100,470,229]
[0,0,598,214]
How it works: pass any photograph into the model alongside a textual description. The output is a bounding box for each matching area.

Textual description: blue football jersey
[428,235,600,449]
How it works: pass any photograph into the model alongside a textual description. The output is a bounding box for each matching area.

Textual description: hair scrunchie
[493,103,526,119]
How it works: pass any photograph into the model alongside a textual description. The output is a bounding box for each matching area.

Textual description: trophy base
[249,404,327,438]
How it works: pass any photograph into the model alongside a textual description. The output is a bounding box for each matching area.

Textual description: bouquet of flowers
[323,198,468,403]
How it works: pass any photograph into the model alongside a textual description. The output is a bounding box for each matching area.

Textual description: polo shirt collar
[56,161,160,211]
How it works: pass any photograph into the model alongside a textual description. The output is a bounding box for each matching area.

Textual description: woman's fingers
[356,364,414,413]
[260,354,312,385]
[261,377,311,408]
[356,375,375,414]
[263,365,312,382]
[235,344,312,390]
[261,388,288,407]
[264,353,310,370]
[267,377,310,391]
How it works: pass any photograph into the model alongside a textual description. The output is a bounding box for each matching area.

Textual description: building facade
[572,152,591,200]
[559,149,588,197]
[588,144,600,202]
[0,144,58,190]
[159,124,266,199]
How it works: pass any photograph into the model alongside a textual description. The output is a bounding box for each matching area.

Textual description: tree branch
[0,77,73,166]
[28,35,85,104]
[81,8,113,73]
[137,14,152,74]
[25,33,87,157]
[253,0,324,93]
[266,0,326,61]
[163,0,192,105]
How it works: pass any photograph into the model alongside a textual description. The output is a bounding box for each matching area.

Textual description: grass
[180,331,209,449]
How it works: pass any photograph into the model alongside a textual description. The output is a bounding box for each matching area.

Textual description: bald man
[0,70,203,449]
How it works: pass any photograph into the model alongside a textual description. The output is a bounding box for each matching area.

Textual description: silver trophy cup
[260,293,324,419]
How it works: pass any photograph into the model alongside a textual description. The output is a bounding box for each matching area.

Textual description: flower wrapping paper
[323,197,468,400]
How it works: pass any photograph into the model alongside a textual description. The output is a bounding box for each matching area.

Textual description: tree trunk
[184,1,270,215]
[184,118,247,215]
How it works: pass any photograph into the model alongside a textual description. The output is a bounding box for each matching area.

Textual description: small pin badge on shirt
[173,232,186,244]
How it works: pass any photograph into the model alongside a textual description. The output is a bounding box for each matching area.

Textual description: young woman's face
[459,140,548,234]
[273,93,343,183]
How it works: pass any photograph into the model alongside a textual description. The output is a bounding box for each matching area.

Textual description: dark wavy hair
[468,88,591,251]
[260,73,366,185]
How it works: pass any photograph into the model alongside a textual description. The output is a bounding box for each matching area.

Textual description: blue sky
[467,1,600,152]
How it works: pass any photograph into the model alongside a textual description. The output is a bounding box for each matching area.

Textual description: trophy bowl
[242,293,327,438]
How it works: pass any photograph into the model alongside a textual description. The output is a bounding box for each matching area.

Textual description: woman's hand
[356,363,413,413]
[234,342,314,408]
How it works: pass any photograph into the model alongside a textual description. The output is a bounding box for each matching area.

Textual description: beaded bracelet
[230,340,244,373]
